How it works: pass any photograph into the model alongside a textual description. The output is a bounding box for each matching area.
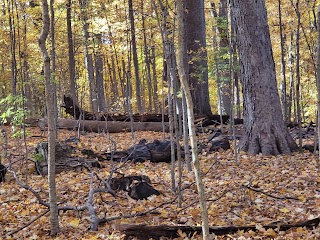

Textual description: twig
[7,209,50,236]
[243,185,300,200]
[98,196,178,224]
[177,188,238,213]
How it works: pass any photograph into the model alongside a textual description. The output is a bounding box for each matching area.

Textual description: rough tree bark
[185,0,212,115]
[232,0,298,155]
[39,0,59,235]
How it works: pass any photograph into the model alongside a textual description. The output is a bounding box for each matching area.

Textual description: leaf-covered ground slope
[0,127,319,239]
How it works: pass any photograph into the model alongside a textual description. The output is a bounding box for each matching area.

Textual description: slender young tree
[79,0,98,114]
[316,5,320,168]
[66,0,77,104]
[7,0,17,95]
[291,0,303,150]
[278,0,288,123]
[128,0,142,113]
[217,0,232,115]
[141,0,153,112]
[39,0,59,235]
[231,0,298,155]
[176,0,209,238]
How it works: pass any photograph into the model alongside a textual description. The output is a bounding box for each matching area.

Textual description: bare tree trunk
[22,4,32,113]
[316,5,320,169]
[111,55,119,103]
[66,0,77,104]
[232,0,298,155]
[278,0,288,123]
[50,0,58,135]
[288,31,295,122]
[79,0,98,114]
[293,0,303,150]
[185,0,212,115]
[94,34,106,112]
[151,45,159,113]
[7,0,17,95]
[176,0,209,238]
[128,0,142,113]
[210,3,223,116]
[141,0,153,112]
[217,0,231,115]
[39,0,59,235]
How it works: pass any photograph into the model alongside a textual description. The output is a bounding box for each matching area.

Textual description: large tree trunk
[232,0,298,155]
[94,34,107,112]
[185,0,212,116]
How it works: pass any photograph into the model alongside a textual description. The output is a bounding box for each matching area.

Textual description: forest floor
[0,126,320,239]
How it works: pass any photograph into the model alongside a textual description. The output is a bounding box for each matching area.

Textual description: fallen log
[34,138,101,175]
[102,139,174,163]
[119,217,320,239]
[62,95,243,126]
[62,96,169,122]
[29,118,169,133]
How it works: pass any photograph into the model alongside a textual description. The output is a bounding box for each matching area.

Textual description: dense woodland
[0,0,319,120]
[0,0,320,239]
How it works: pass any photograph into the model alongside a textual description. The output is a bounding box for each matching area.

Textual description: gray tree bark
[141,0,153,112]
[79,0,98,114]
[317,5,320,168]
[7,0,17,95]
[39,0,59,235]
[232,0,298,155]
[176,0,209,238]
[278,0,288,123]
[185,0,212,115]
[217,0,232,115]
[94,34,107,112]
[67,0,77,104]
[128,0,142,113]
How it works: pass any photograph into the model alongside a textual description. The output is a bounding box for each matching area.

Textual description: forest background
[1,0,320,239]
[0,0,318,121]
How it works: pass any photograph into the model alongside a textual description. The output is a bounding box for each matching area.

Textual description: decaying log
[34,138,101,175]
[62,95,243,126]
[103,139,174,163]
[62,96,169,122]
[30,118,169,133]
[119,217,320,239]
